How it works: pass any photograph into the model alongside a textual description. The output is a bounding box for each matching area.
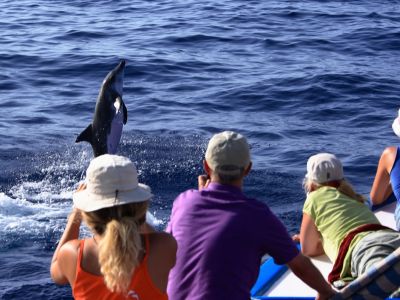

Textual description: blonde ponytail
[98,218,141,293]
[83,202,148,294]
[337,180,366,203]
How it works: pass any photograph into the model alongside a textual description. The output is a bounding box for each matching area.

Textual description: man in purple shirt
[166,131,335,300]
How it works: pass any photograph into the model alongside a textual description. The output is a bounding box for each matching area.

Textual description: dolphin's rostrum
[76,60,128,157]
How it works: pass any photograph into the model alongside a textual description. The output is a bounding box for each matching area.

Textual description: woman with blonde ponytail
[50,154,177,299]
[296,153,400,287]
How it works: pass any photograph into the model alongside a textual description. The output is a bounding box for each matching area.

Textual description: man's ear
[203,160,212,175]
[244,162,252,176]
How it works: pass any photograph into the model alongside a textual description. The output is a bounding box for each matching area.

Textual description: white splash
[0,192,70,236]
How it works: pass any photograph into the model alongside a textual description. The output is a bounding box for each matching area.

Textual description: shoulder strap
[76,240,85,275]
[143,234,150,261]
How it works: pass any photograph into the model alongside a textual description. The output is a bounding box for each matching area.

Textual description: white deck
[263,201,397,297]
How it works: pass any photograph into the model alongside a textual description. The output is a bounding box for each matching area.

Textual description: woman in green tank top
[295,153,400,288]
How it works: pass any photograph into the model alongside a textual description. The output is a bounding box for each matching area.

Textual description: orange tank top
[73,235,168,300]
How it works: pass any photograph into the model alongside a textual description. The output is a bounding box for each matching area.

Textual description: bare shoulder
[148,232,177,251]
[381,146,397,169]
[382,146,397,157]
[145,233,177,291]
[147,232,177,271]
[61,239,80,251]
[58,239,80,260]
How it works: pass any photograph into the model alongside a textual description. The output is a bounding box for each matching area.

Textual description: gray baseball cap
[205,131,251,175]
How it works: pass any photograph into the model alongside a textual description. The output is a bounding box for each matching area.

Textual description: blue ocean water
[0,0,399,298]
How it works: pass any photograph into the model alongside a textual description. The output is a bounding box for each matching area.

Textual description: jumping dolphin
[76,60,128,157]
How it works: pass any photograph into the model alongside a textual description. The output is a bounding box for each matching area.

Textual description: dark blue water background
[1,0,399,298]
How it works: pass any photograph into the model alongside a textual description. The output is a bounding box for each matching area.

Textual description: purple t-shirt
[166,182,299,300]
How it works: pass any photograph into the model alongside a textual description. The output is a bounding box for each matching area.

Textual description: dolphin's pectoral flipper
[122,100,128,124]
[76,124,93,143]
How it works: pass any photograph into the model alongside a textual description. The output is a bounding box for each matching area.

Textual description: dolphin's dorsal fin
[76,124,93,143]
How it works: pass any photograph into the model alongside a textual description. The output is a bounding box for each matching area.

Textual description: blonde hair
[303,178,366,203]
[83,201,148,294]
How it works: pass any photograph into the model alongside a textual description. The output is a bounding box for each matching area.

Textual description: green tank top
[303,186,379,280]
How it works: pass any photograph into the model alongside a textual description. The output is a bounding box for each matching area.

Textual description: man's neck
[210,178,244,190]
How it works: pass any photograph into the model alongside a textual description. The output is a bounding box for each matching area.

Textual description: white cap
[392,109,400,138]
[73,154,153,212]
[205,131,251,175]
[306,153,344,184]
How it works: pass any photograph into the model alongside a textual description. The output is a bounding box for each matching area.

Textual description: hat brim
[73,183,153,212]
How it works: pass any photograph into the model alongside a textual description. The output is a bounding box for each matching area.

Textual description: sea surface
[0,0,399,299]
